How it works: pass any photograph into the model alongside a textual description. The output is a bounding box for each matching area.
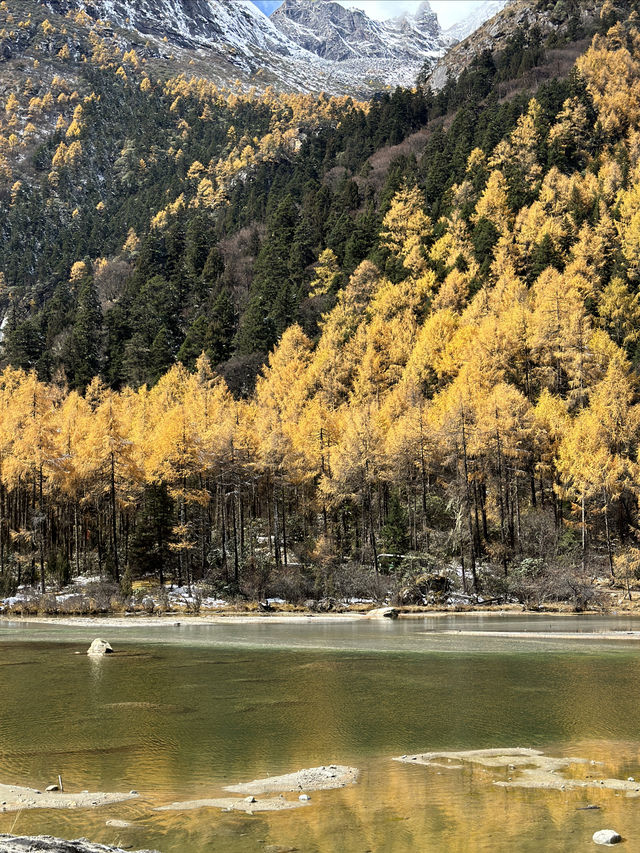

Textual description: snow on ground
[0,579,227,613]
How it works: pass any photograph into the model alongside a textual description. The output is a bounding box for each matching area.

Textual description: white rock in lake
[365,607,398,620]
[593,829,622,845]
[87,639,113,656]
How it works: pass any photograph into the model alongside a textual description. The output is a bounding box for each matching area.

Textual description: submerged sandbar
[0,783,138,813]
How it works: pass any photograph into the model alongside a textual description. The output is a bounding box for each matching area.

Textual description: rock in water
[365,607,399,619]
[593,829,622,845]
[87,639,113,656]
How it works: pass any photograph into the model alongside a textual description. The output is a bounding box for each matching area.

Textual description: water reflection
[2,619,640,851]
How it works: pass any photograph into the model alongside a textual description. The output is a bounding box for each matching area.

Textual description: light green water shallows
[3,615,640,852]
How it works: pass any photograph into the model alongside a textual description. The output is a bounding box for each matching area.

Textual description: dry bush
[265,564,313,603]
[499,558,604,611]
[94,257,133,306]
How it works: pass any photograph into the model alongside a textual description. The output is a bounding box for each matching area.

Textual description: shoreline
[0,606,638,629]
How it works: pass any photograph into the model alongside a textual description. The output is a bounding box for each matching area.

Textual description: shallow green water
[2,616,640,852]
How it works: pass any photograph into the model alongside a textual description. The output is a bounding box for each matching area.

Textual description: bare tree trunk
[74,502,80,578]
[273,481,281,567]
[368,488,379,578]
[581,491,586,574]
[602,487,614,577]
[232,488,239,585]
[281,485,288,567]
[460,416,477,591]
[110,452,119,583]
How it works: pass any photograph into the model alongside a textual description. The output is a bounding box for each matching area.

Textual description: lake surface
[2,614,640,852]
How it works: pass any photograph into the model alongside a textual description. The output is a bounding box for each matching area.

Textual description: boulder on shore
[365,607,399,619]
[593,829,622,845]
[87,639,113,656]
[0,836,157,853]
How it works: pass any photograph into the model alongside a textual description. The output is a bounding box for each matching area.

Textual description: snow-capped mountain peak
[40,0,513,95]
[270,0,445,85]
[445,0,509,44]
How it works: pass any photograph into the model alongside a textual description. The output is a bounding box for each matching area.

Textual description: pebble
[245,796,257,803]
[593,829,622,845]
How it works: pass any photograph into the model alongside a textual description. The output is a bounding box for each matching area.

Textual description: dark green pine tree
[148,326,174,385]
[529,233,561,283]
[184,213,213,278]
[68,268,103,391]
[177,315,209,370]
[343,204,379,273]
[202,247,225,285]
[3,300,45,371]
[380,492,410,555]
[289,218,315,288]
[130,483,174,584]
[205,286,235,366]
[234,194,297,355]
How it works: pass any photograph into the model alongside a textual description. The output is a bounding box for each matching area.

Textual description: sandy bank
[156,796,305,813]
[0,784,138,813]
[223,765,359,795]
[154,765,358,814]
[0,613,366,627]
[439,629,640,641]
[0,607,609,628]
[395,748,640,795]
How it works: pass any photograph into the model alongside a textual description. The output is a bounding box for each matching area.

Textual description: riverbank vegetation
[2,6,640,609]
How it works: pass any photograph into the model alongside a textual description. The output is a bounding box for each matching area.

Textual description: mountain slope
[0,0,617,396]
[40,0,447,94]
[444,0,509,43]
[1,3,640,608]
[45,0,300,54]
[40,0,421,95]
[270,0,445,88]
[270,0,443,74]
[427,0,602,90]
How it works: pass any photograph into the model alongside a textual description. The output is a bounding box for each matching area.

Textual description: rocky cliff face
[41,0,363,91]
[444,0,509,43]
[44,0,302,58]
[270,0,442,62]
[427,0,601,90]
[37,0,536,94]
[41,0,448,92]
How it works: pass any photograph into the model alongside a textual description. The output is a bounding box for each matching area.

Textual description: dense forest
[1,0,640,608]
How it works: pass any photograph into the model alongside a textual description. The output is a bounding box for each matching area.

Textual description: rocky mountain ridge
[427,0,601,90]
[444,0,509,43]
[270,0,443,63]
[37,0,502,94]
